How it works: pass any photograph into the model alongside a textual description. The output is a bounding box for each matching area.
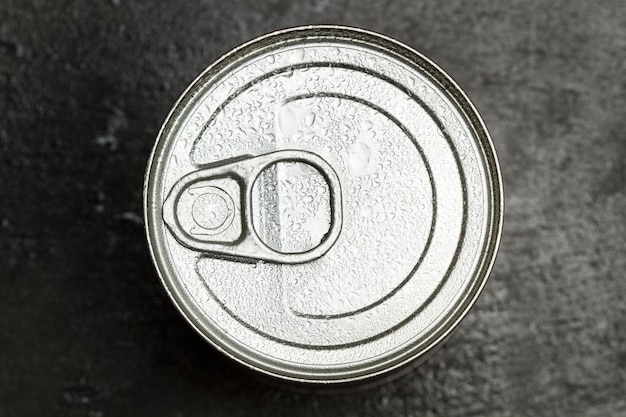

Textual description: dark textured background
[1,1,625,416]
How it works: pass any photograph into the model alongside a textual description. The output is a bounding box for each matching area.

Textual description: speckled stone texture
[0,1,624,416]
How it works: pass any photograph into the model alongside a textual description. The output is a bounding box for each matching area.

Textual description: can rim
[143,25,504,384]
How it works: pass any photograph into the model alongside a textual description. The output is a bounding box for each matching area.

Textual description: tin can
[144,26,503,385]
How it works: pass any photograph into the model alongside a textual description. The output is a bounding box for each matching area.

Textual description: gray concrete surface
[0,1,624,416]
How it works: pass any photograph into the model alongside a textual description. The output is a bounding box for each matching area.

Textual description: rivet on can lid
[144,25,503,384]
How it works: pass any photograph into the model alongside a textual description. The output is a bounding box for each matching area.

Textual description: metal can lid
[144,26,503,384]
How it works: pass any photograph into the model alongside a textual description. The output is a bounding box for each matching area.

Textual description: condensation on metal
[144,26,503,384]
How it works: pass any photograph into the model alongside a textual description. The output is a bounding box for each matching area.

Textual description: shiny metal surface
[144,25,503,384]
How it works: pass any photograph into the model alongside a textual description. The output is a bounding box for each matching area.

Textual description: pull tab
[162,150,342,264]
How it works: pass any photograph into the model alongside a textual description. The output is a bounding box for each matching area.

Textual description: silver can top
[144,26,503,384]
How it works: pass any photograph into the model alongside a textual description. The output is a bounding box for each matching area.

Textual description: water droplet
[304,112,316,127]
[290,49,305,63]
[348,141,372,174]
[276,105,298,137]
[360,205,374,218]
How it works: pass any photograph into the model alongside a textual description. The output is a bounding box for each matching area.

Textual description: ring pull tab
[162,150,343,264]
